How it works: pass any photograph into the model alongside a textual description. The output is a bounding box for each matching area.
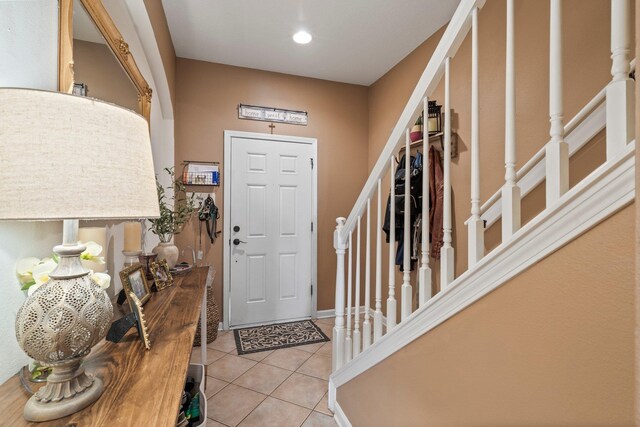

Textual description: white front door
[227,133,315,327]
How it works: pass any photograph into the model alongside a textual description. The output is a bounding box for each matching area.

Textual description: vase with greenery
[148,167,196,267]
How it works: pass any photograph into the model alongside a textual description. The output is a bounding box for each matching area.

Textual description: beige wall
[338,203,636,427]
[365,0,627,315]
[73,39,139,112]
[143,0,176,112]
[174,59,369,312]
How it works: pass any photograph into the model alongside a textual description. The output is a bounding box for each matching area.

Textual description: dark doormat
[233,320,330,355]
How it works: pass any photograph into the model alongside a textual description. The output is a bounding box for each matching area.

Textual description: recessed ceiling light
[293,31,312,45]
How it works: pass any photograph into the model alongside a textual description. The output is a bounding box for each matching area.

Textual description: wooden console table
[0,266,209,427]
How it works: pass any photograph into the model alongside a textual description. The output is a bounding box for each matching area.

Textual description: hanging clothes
[382,152,423,271]
[382,145,445,271]
[428,145,444,259]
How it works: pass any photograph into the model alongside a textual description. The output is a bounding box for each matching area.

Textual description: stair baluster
[374,180,383,341]
[345,230,353,364]
[468,7,484,268]
[419,97,432,306]
[606,0,634,160]
[401,129,413,319]
[546,0,569,206]
[387,156,397,330]
[441,58,455,287]
[353,217,362,357]
[501,0,521,241]
[363,199,372,349]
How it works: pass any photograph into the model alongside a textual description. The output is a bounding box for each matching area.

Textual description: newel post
[333,217,347,372]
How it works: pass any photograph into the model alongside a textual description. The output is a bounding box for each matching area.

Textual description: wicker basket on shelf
[194,288,219,345]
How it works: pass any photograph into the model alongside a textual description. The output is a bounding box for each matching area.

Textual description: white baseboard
[316,309,336,319]
[330,141,635,393]
[316,306,368,320]
[328,377,353,427]
[333,400,353,427]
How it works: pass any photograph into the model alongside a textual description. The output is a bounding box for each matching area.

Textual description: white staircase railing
[331,0,635,375]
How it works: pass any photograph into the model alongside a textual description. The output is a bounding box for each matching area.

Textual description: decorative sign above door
[238,104,308,126]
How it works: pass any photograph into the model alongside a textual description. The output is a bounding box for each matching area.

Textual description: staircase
[328,0,635,422]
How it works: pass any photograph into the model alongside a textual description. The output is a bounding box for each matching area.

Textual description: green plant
[148,167,196,243]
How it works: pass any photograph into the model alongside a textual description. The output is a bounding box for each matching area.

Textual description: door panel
[229,136,313,327]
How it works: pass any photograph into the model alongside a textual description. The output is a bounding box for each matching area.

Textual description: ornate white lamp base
[23,358,104,422]
[15,220,113,422]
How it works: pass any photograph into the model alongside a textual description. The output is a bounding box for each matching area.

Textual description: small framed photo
[119,263,151,306]
[150,259,173,291]
[128,292,151,350]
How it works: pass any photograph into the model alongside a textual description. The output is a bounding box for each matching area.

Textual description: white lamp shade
[0,88,160,220]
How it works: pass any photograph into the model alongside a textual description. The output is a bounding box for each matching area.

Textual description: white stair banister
[441,58,455,287]
[468,6,484,267]
[345,230,353,364]
[387,156,397,330]
[546,0,569,206]
[419,97,432,307]
[363,199,372,349]
[606,0,634,160]
[374,180,383,341]
[401,129,413,319]
[353,216,362,357]
[501,0,521,241]
[332,217,347,371]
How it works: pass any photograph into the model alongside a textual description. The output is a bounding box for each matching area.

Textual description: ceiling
[73,0,106,44]
[162,0,459,86]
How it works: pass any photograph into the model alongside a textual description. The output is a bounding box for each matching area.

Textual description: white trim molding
[316,309,336,319]
[329,141,635,400]
[328,377,353,427]
[316,306,368,320]
[333,401,353,427]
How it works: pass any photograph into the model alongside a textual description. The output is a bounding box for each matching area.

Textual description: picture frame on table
[128,291,151,350]
[150,259,173,291]
[119,263,151,307]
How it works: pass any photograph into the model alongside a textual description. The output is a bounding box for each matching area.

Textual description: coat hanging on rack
[428,145,444,259]
[383,152,423,271]
[382,145,445,271]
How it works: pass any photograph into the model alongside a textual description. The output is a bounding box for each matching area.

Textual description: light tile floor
[191,317,337,427]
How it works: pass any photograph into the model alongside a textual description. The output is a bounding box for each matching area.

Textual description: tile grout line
[199,319,335,426]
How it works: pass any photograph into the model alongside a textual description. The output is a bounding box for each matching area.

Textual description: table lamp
[0,88,160,421]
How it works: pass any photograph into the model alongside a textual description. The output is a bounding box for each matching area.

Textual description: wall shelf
[181,160,220,187]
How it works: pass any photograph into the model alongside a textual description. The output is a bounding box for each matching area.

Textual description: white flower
[91,272,111,290]
[31,258,58,287]
[80,241,105,264]
[16,257,41,285]
[27,283,43,297]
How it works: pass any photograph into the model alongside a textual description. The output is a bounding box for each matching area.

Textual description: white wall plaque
[238,104,308,126]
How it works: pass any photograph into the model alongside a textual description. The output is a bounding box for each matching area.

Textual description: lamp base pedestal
[123,250,142,268]
[23,358,104,422]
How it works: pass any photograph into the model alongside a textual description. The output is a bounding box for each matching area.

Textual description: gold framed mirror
[58,0,152,122]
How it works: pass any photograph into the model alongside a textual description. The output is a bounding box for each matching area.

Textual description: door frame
[222,130,318,330]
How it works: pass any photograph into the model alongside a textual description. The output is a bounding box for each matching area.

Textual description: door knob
[233,225,240,232]
[233,238,246,246]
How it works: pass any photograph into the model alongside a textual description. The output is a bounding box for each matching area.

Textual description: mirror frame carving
[58,0,152,122]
